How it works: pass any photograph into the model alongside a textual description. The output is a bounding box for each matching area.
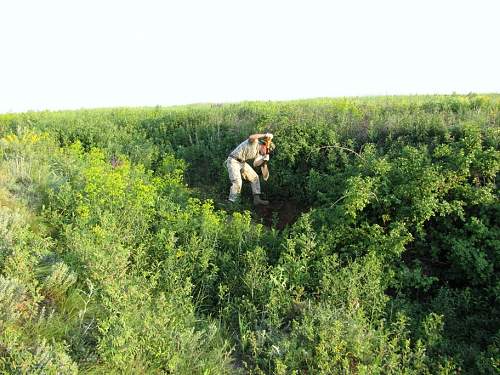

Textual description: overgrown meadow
[0,94,499,374]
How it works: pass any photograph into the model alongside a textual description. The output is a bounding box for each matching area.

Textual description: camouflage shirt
[229,139,259,162]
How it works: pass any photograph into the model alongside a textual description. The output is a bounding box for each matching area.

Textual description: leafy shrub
[0,94,498,373]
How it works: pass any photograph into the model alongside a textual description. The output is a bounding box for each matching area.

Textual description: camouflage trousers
[225,157,261,202]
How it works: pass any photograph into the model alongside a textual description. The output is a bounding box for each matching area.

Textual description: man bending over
[225,133,274,205]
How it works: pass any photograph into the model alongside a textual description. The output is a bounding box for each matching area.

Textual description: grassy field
[0,94,499,373]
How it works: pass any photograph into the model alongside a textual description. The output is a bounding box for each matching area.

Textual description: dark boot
[253,194,269,206]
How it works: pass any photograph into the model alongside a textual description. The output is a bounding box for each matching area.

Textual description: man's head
[258,138,275,155]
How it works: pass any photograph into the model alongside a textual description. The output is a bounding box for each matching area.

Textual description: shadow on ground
[190,183,305,230]
[253,199,303,230]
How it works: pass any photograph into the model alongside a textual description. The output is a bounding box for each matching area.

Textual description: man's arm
[253,153,270,167]
[248,133,273,143]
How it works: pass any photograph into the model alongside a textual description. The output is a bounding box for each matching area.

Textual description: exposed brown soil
[254,199,303,230]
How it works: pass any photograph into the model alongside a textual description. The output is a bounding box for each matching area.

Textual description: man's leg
[242,163,269,206]
[226,158,243,202]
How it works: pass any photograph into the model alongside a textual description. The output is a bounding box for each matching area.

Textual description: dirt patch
[254,199,303,230]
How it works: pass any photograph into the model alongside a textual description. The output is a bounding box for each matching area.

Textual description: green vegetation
[0,94,499,374]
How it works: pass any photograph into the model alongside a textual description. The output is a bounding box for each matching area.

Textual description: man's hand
[253,153,269,167]
[265,133,273,139]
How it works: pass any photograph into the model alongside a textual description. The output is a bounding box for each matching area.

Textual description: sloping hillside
[1,94,498,373]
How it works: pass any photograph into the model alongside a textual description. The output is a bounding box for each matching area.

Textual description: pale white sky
[0,0,499,113]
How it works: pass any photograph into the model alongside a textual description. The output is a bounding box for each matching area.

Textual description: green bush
[0,94,498,373]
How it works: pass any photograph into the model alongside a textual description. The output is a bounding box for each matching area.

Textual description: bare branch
[319,144,366,161]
